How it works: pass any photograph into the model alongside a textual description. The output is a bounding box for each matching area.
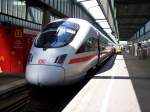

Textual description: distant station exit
[0,24,38,73]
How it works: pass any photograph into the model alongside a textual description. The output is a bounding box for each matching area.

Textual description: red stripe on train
[69,54,97,64]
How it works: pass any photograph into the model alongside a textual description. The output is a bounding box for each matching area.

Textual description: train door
[97,32,101,65]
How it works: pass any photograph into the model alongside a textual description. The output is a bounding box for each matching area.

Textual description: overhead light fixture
[98,21,110,29]
[77,0,113,36]
[103,29,112,34]
[96,19,107,22]
[77,0,93,3]
[13,1,26,6]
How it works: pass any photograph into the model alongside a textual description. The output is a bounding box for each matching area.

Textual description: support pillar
[42,10,50,27]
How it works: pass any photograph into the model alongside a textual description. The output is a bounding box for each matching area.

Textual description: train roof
[48,18,91,28]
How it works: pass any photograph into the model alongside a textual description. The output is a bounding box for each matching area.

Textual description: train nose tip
[25,65,65,86]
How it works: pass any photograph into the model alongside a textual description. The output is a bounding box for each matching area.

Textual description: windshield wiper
[43,47,48,51]
[43,44,50,51]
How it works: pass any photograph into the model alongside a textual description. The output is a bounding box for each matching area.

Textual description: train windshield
[35,21,79,48]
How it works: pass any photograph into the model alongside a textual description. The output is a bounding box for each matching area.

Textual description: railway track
[0,80,31,112]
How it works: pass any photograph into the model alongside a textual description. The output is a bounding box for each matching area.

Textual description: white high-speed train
[25,18,115,86]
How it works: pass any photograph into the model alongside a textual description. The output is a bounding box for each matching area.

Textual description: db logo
[14,29,23,37]
[38,59,46,64]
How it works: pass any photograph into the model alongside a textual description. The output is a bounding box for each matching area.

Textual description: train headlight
[54,54,67,64]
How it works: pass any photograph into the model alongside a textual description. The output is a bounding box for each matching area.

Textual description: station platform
[63,54,150,112]
[0,73,26,95]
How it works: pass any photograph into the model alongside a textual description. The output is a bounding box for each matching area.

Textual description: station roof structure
[115,0,150,41]
[78,0,150,41]
[77,0,118,43]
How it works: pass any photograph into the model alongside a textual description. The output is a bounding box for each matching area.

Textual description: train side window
[91,37,98,51]
[76,37,98,53]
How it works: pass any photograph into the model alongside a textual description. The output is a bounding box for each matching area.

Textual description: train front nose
[25,65,65,86]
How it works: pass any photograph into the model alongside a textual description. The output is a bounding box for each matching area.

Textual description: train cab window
[42,21,64,32]
[76,37,98,53]
[34,21,79,48]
